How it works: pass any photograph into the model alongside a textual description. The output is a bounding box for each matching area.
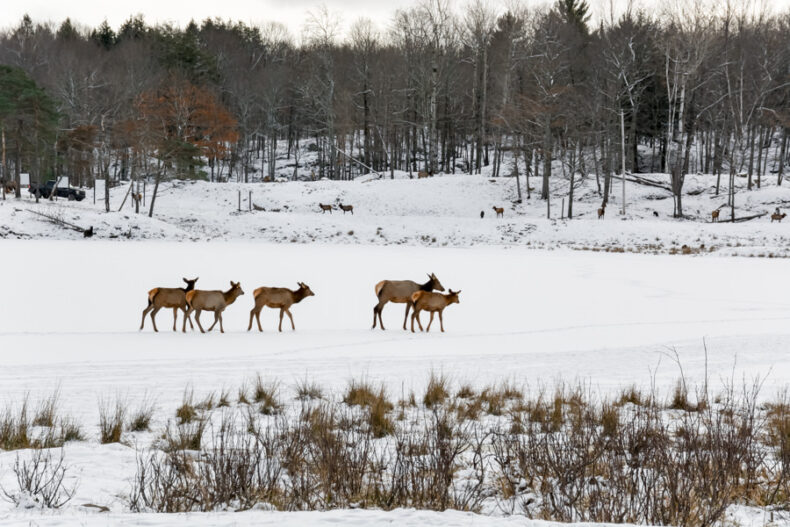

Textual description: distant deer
[140,277,198,332]
[711,209,720,222]
[319,203,333,214]
[3,181,18,194]
[248,282,315,332]
[339,203,354,214]
[183,281,244,333]
[417,170,433,179]
[598,203,606,219]
[372,273,444,330]
[410,289,461,333]
[492,206,504,218]
[771,212,786,222]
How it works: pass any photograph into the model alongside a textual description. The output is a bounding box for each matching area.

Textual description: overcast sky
[2,0,788,40]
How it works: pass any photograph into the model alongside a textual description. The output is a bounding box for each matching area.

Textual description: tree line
[0,0,788,217]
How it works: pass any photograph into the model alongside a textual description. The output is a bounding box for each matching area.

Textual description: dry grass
[128,397,156,432]
[253,376,282,415]
[98,396,126,444]
[423,371,450,408]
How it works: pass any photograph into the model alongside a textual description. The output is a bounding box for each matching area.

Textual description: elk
[711,209,720,222]
[339,203,354,214]
[410,289,461,333]
[598,203,606,219]
[417,170,433,179]
[248,282,315,332]
[183,281,244,333]
[3,181,18,194]
[372,273,444,330]
[771,212,786,223]
[140,277,198,332]
[319,203,333,214]
[492,206,504,218]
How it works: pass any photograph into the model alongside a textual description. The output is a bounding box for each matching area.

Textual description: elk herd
[141,273,459,334]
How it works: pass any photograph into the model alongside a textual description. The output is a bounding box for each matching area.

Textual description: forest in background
[0,0,789,217]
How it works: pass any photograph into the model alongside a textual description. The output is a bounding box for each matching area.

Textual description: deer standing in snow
[183,281,244,333]
[140,277,198,332]
[372,273,444,330]
[248,282,315,332]
[711,209,720,222]
[410,289,461,332]
[319,203,333,214]
[492,206,504,218]
[339,203,354,214]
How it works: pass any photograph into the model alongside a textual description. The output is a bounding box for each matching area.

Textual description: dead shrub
[0,449,76,509]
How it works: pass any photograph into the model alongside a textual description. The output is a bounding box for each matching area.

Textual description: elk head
[447,289,461,304]
[297,282,315,297]
[428,273,445,292]
[183,277,199,290]
[230,281,245,296]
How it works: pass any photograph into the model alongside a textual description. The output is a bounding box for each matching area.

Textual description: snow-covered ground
[4,171,790,256]
[0,241,789,524]
[2,166,790,524]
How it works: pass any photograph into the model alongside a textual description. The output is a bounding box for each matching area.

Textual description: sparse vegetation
[98,396,127,444]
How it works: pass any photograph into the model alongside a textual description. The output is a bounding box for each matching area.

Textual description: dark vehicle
[28,180,86,201]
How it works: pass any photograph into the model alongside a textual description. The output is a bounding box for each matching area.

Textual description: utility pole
[621,110,626,216]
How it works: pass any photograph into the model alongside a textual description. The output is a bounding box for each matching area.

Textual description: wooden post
[561,198,565,220]
[143,181,146,206]
[248,191,252,211]
[238,190,241,212]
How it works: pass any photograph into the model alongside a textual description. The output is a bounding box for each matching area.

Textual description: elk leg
[218,311,225,333]
[140,304,153,330]
[410,310,417,332]
[248,309,255,331]
[285,309,295,330]
[426,312,435,332]
[402,302,411,330]
[208,311,219,332]
[195,310,206,333]
[172,308,178,331]
[373,301,387,330]
[181,307,194,330]
[182,307,192,332]
[150,307,161,333]
[439,311,444,332]
[278,309,284,332]
[256,311,263,332]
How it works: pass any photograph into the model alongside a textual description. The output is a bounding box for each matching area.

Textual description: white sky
[2,0,789,41]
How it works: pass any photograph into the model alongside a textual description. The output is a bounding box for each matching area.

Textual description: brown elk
[417,171,433,179]
[410,289,461,333]
[711,209,720,222]
[140,277,199,332]
[372,273,444,330]
[183,281,245,333]
[3,181,18,194]
[319,203,334,214]
[771,212,786,222]
[339,203,354,214]
[597,203,606,219]
[248,282,315,332]
[492,206,504,218]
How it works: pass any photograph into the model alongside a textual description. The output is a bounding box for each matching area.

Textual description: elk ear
[183,278,188,283]
[194,277,199,282]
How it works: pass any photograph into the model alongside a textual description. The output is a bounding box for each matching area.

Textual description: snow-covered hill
[4,171,790,256]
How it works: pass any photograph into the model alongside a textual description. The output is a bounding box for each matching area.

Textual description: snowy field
[0,240,789,524]
[4,171,790,256]
[2,169,790,525]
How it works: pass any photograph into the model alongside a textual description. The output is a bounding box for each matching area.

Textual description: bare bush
[1,449,76,509]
